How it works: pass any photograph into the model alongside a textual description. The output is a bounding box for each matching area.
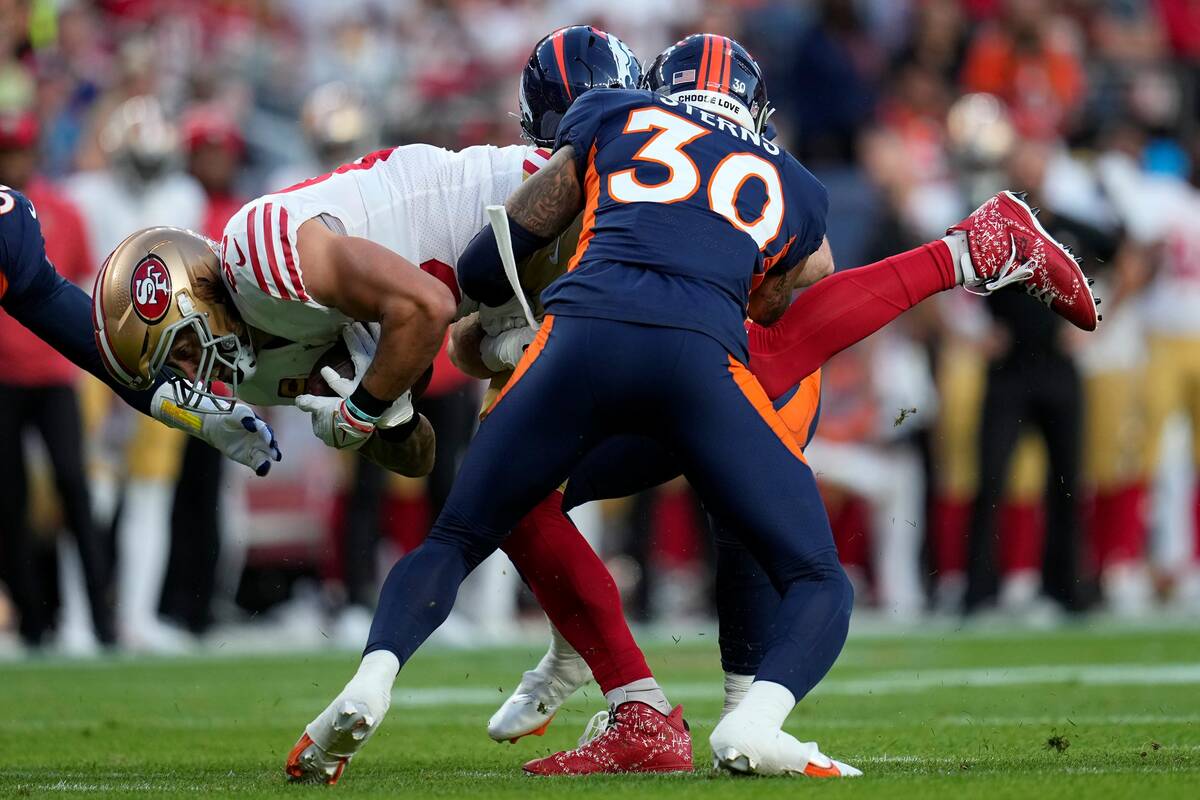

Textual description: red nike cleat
[522,702,693,775]
[947,190,1100,331]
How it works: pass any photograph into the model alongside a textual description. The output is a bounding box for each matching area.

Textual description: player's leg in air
[487,195,1099,748]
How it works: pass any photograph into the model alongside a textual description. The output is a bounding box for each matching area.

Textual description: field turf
[1,624,1198,798]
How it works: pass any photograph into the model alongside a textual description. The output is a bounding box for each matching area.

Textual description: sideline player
[0,183,279,475]
[294,32,1098,781]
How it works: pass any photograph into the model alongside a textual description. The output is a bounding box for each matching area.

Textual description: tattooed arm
[505,146,584,237]
[456,145,584,306]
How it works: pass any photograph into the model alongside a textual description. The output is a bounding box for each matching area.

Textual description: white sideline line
[390,662,1200,706]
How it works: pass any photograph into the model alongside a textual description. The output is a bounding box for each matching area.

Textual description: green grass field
[1,624,1198,798]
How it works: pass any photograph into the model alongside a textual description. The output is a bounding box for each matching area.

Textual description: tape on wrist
[349,383,391,419]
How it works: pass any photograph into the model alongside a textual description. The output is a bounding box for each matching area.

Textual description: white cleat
[487,645,592,743]
[286,701,379,784]
[710,715,861,778]
[286,685,390,784]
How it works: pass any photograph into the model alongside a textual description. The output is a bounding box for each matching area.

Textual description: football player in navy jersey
[292,33,1099,780]
[0,184,280,475]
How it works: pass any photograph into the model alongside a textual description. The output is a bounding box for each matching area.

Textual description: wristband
[377,414,420,442]
[338,400,377,432]
[348,383,391,420]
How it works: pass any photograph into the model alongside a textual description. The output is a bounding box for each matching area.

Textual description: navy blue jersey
[0,186,154,413]
[0,187,48,302]
[542,88,828,360]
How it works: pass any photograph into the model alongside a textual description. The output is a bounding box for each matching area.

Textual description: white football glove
[480,327,536,372]
[479,295,536,337]
[150,383,281,476]
[294,393,375,450]
[314,322,415,430]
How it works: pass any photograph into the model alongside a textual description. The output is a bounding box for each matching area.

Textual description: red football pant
[501,492,652,693]
[504,241,959,692]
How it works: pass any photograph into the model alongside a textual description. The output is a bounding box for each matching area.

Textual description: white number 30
[606,107,784,250]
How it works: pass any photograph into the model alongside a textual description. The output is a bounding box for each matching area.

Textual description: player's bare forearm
[506,146,583,238]
[793,237,834,288]
[297,219,456,401]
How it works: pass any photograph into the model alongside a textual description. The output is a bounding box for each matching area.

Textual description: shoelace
[578,707,615,747]
[963,234,1036,297]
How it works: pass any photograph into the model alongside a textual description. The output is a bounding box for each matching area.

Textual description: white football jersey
[220,143,551,347]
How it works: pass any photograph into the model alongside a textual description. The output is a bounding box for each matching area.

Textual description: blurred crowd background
[3,0,1200,656]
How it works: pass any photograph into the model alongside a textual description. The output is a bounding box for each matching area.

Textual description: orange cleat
[285,732,349,785]
[522,702,693,776]
[508,713,557,744]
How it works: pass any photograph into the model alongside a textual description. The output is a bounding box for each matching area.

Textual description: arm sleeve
[2,259,161,414]
[457,217,552,307]
[553,89,610,181]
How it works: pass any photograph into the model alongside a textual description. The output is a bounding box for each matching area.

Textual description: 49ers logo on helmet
[130,255,172,323]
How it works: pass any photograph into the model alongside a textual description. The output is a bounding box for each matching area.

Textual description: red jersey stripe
[261,201,295,300]
[245,205,270,294]
[278,206,309,301]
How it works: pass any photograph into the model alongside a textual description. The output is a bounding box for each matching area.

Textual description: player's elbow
[388,281,456,336]
[424,283,459,330]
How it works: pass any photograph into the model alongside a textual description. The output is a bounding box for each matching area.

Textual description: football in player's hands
[305,340,355,397]
[306,341,434,400]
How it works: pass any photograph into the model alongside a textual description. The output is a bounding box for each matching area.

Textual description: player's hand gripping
[295,323,414,450]
[477,296,537,372]
[151,384,281,476]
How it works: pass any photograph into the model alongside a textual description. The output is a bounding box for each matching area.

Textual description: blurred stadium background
[2,0,1200,659]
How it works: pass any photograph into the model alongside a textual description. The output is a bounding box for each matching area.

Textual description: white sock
[346,650,401,701]
[722,672,754,720]
[726,680,796,730]
[605,677,672,716]
[548,624,581,663]
[529,625,591,689]
[307,651,399,755]
[940,230,971,285]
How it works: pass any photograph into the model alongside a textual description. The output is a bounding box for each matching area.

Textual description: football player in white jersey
[92,139,556,470]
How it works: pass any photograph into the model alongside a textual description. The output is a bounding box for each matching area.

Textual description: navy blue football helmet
[519,25,641,148]
[643,34,772,134]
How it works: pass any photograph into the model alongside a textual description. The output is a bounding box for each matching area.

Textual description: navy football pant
[563,436,781,676]
[366,316,851,701]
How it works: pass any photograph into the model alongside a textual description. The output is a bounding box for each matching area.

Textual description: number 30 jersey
[542,88,828,361]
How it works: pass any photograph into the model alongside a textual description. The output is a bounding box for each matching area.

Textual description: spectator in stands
[960,0,1086,138]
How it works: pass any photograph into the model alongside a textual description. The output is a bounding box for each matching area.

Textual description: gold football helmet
[92,226,255,413]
